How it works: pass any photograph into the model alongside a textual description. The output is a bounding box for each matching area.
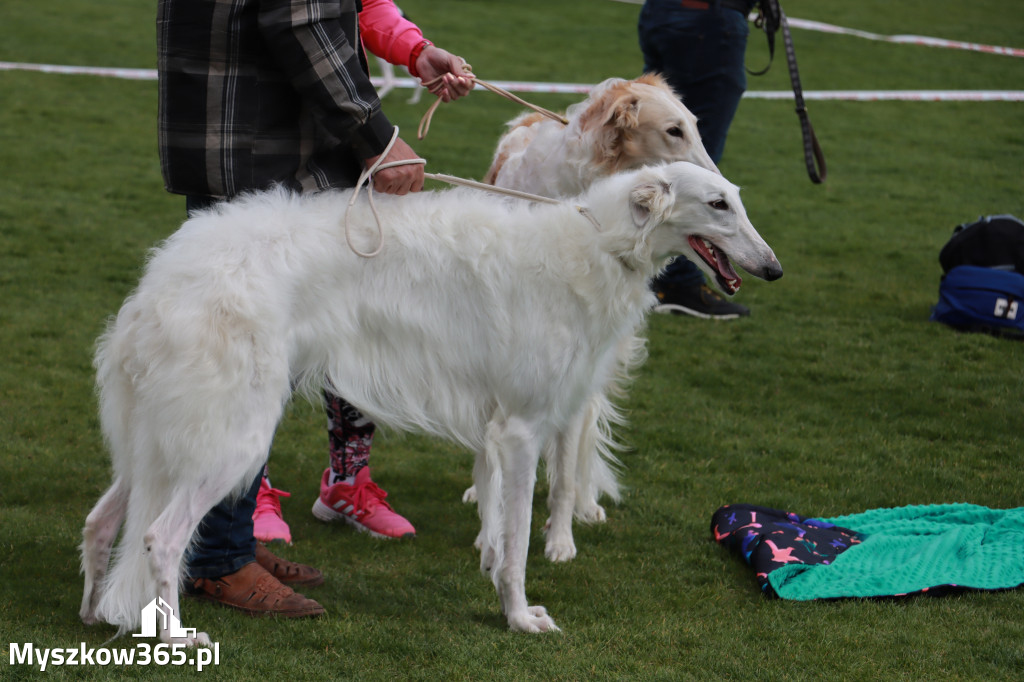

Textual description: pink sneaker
[253,477,293,544]
[311,468,416,539]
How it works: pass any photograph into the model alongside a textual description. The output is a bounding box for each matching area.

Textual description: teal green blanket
[768,504,1024,600]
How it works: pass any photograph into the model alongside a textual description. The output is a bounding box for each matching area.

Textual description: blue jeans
[639,0,750,287]
[186,471,261,578]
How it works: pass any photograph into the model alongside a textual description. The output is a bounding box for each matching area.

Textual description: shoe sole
[311,498,416,540]
[185,591,325,618]
[652,302,746,320]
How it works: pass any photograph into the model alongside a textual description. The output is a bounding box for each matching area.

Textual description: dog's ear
[581,91,642,171]
[606,95,640,130]
[629,178,674,229]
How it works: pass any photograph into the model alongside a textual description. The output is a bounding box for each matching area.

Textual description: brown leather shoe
[255,543,325,587]
[186,562,325,618]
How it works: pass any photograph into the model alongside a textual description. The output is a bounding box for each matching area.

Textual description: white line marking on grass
[2,62,1021,101]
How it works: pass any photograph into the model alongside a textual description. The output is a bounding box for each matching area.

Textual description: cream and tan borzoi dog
[467,74,726,562]
[80,162,781,642]
[485,73,717,195]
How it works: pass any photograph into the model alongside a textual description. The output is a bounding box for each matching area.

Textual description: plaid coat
[157,0,396,198]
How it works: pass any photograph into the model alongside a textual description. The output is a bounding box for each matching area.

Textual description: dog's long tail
[90,316,173,631]
[89,298,275,633]
[94,487,177,632]
[87,315,151,632]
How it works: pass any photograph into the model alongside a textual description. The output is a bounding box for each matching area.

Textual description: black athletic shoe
[652,283,750,320]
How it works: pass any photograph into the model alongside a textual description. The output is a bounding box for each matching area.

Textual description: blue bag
[931,265,1024,339]
[931,215,1024,339]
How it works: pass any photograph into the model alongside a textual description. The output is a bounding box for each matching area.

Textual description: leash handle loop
[344,126,425,258]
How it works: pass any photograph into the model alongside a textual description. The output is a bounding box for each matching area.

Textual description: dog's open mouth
[688,235,742,294]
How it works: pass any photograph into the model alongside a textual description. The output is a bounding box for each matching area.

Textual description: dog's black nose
[763,263,783,281]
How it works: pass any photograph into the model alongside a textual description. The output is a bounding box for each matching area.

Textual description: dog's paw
[79,600,100,625]
[165,631,213,648]
[575,503,607,524]
[507,606,560,633]
[462,485,478,504]
[480,544,497,574]
[544,538,577,563]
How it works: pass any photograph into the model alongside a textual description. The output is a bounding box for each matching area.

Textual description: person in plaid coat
[158,0,472,618]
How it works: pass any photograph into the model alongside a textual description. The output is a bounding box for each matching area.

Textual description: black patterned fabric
[711,504,863,596]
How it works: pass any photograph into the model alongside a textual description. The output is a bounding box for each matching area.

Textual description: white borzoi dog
[468,74,725,563]
[80,161,781,642]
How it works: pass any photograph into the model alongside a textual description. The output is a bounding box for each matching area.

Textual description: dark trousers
[187,471,261,578]
[639,0,750,287]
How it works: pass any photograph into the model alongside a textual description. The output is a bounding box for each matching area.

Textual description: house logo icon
[133,597,197,639]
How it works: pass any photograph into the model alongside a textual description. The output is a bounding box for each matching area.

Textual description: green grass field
[2,1,1023,679]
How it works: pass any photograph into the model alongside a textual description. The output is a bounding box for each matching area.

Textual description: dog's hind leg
[544,409,586,563]
[80,476,130,624]
[488,416,559,633]
[142,481,239,647]
[145,400,282,646]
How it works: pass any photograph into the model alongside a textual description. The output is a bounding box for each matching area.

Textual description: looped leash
[344,128,602,259]
[417,62,569,140]
[749,0,827,183]
[344,126,425,258]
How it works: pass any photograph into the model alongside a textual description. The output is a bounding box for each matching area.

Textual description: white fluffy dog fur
[80,161,781,642]
[469,74,725,563]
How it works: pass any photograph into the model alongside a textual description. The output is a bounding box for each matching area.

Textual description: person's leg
[311,390,416,539]
[651,7,749,164]
[640,3,751,319]
[179,195,323,616]
[325,393,375,484]
[186,471,261,579]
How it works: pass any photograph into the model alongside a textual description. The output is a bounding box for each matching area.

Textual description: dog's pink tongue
[688,236,742,294]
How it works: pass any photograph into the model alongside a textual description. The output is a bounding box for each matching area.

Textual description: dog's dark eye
[667,126,684,138]
[709,199,729,211]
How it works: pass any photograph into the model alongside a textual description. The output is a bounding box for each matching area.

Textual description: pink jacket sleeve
[358,0,425,68]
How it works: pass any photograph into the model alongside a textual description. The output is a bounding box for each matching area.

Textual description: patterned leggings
[323,390,375,480]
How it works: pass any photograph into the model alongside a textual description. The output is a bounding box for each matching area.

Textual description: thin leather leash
[344,127,602,259]
[416,63,569,140]
[750,0,827,183]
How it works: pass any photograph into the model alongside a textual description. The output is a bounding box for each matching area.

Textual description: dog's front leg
[492,417,560,633]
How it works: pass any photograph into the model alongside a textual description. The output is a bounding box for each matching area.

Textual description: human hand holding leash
[415,46,475,102]
[364,135,425,195]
